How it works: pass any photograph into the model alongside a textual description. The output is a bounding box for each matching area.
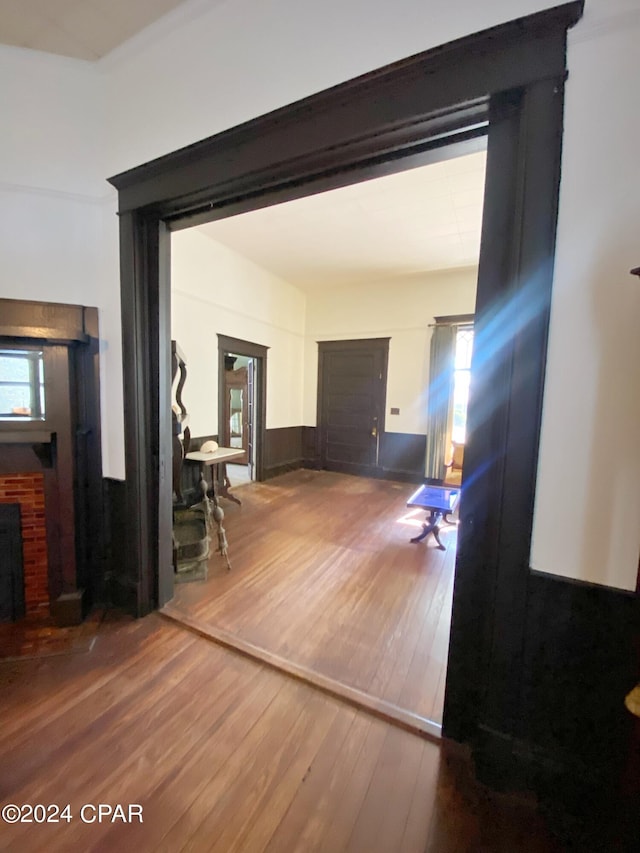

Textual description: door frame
[317,338,389,477]
[108,3,584,749]
[216,334,267,482]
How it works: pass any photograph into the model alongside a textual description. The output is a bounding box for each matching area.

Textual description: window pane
[0,350,45,420]
[0,355,30,383]
[452,369,471,443]
[454,328,474,370]
[0,384,34,416]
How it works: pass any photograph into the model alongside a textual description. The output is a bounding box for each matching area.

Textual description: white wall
[3,0,638,589]
[530,10,640,588]
[303,269,477,433]
[0,46,125,478]
[171,229,305,436]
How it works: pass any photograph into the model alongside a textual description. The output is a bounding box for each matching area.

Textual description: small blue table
[406,484,460,549]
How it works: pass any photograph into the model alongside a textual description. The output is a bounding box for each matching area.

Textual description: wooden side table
[406,484,460,549]
[185,447,246,506]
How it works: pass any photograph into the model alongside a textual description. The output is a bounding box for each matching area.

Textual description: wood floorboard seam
[160,606,442,741]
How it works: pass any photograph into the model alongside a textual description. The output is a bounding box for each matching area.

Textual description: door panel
[318,339,388,477]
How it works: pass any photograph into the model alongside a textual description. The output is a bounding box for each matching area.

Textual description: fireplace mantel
[0,431,53,444]
[0,298,103,625]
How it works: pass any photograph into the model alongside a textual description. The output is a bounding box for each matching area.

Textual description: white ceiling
[0,0,189,60]
[196,149,487,291]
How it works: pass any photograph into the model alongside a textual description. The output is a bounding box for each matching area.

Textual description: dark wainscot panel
[379,432,426,483]
[475,569,638,846]
[264,427,303,480]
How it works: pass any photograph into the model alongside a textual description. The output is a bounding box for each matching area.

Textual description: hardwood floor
[0,613,564,851]
[169,469,456,729]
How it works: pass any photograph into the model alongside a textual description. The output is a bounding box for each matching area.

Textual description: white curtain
[425,324,456,481]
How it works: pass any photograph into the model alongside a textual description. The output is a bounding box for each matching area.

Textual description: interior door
[318,338,389,477]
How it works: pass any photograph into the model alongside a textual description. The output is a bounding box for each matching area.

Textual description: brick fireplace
[1,299,104,626]
[0,473,49,617]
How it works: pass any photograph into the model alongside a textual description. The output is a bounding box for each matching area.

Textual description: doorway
[108,4,582,747]
[217,334,267,483]
[167,152,481,731]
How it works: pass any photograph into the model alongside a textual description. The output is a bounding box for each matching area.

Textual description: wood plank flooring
[169,469,456,727]
[0,613,564,851]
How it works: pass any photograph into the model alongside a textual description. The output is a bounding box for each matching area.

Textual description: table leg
[410,510,447,550]
[216,462,242,506]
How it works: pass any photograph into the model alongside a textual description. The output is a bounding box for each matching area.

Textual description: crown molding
[0,181,115,206]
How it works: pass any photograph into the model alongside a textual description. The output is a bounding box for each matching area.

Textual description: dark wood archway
[108,1,602,790]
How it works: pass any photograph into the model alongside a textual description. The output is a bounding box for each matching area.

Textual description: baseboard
[263,458,303,480]
[302,458,321,470]
[472,723,628,847]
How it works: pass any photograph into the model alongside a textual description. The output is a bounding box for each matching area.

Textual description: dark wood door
[318,339,389,477]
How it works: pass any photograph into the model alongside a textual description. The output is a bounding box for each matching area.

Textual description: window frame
[0,346,46,421]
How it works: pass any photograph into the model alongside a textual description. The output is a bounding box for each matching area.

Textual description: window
[451,326,473,443]
[0,349,45,421]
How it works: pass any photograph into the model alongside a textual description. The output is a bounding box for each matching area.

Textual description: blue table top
[407,484,460,512]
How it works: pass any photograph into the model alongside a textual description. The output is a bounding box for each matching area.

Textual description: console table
[185,447,246,506]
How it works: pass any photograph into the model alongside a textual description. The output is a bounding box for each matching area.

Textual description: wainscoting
[379,432,427,483]
[467,569,638,843]
[264,426,303,479]
[264,426,426,484]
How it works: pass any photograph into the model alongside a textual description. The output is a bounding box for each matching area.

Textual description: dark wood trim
[530,567,638,597]
[107,0,587,793]
[216,335,269,360]
[216,334,267,482]
[443,78,566,744]
[0,298,89,344]
[433,313,475,326]
[46,345,76,594]
[631,267,640,596]
[170,133,488,233]
[0,431,53,443]
[316,338,391,352]
[109,4,583,218]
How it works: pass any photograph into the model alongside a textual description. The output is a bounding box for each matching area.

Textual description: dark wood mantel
[0,298,103,625]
